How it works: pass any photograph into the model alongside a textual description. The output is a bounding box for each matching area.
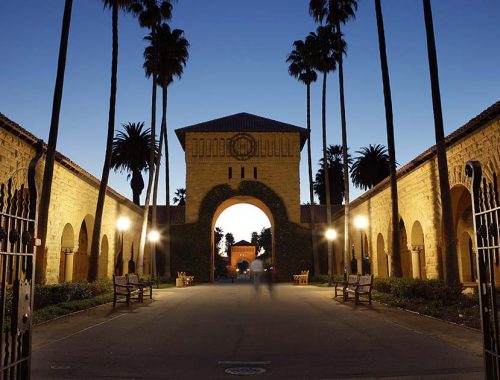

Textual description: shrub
[34,279,113,310]
[373,277,462,304]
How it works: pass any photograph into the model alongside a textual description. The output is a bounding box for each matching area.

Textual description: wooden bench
[293,270,309,285]
[127,273,153,300]
[345,274,373,304]
[177,272,194,287]
[113,275,141,307]
[333,274,359,300]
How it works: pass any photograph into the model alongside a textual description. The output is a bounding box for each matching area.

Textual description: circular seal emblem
[229,133,256,161]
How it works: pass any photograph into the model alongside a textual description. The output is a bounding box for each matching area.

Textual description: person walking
[250,258,264,292]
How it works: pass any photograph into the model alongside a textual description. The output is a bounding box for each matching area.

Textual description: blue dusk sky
[1,0,499,214]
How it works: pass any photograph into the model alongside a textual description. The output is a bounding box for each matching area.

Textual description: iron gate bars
[466,160,500,380]
[0,142,42,380]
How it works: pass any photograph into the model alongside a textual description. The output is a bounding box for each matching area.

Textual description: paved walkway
[32,283,484,379]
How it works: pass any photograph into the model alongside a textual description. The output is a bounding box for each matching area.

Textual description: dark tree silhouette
[287,36,320,276]
[37,0,73,283]
[422,0,458,285]
[350,144,390,190]
[111,122,154,204]
[258,227,272,261]
[173,188,186,205]
[89,0,134,282]
[374,0,402,277]
[130,0,173,274]
[225,233,235,258]
[307,25,342,278]
[314,145,351,205]
[309,0,358,276]
[144,23,189,277]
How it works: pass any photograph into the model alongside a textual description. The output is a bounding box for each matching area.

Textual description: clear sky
[1,0,499,208]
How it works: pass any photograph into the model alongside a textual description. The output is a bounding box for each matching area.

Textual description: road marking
[218,361,271,365]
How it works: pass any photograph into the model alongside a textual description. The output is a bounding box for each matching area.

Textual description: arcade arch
[99,235,109,279]
[59,223,75,283]
[410,221,426,279]
[211,198,274,280]
[376,233,389,277]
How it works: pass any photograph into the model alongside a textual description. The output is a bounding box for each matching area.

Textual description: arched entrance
[451,184,475,283]
[170,181,311,282]
[73,215,94,282]
[376,233,389,277]
[410,221,426,279]
[212,200,273,281]
[59,223,74,283]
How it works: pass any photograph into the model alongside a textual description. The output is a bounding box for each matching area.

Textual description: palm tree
[173,188,186,205]
[89,0,134,283]
[350,144,390,190]
[308,25,340,279]
[313,145,351,205]
[309,0,358,277]
[422,0,458,285]
[374,0,402,277]
[144,23,189,278]
[111,122,154,204]
[130,0,173,275]
[286,37,320,276]
[36,0,73,284]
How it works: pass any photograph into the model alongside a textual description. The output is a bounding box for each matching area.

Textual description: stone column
[411,249,421,279]
[64,250,74,282]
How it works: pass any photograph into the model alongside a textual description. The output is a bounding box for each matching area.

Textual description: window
[241,167,245,178]
[228,167,232,179]
[253,167,257,179]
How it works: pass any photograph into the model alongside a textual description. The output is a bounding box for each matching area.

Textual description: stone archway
[376,233,389,277]
[171,181,311,282]
[410,221,426,279]
[73,220,89,282]
[59,223,74,283]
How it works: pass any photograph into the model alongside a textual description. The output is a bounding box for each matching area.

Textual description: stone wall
[1,114,146,284]
[328,105,500,281]
[184,131,302,224]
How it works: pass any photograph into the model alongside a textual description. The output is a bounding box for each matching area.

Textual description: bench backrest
[126,273,140,291]
[114,275,127,287]
[358,274,373,292]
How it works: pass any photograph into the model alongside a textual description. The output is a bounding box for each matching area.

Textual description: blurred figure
[250,258,264,292]
[265,265,274,294]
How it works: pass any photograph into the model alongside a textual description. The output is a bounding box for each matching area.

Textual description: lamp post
[116,216,130,275]
[354,216,368,274]
[325,228,337,284]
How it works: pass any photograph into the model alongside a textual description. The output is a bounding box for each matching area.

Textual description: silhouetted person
[250,258,264,292]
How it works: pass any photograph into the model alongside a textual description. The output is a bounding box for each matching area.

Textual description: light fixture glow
[354,216,368,229]
[148,230,160,243]
[325,229,337,240]
[116,216,131,231]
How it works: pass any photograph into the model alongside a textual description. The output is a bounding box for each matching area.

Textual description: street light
[354,216,369,274]
[116,216,131,275]
[325,228,337,241]
[148,230,160,243]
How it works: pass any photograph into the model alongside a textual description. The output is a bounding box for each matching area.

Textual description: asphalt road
[32,283,484,379]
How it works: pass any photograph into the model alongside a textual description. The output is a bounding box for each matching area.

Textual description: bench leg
[126,292,130,306]
[113,293,117,308]
[355,292,359,305]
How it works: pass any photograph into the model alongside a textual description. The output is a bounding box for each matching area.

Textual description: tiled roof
[175,112,309,150]
[232,240,255,247]
[0,113,141,212]
[335,100,500,217]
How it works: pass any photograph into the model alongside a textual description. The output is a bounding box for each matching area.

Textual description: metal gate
[0,143,42,379]
[466,160,500,379]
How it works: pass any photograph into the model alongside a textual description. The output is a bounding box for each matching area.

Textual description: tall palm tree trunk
[138,25,158,275]
[321,73,335,280]
[89,0,119,282]
[162,88,171,280]
[36,0,73,284]
[307,84,320,276]
[336,21,350,277]
[375,0,402,277]
[423,0,458,285]
[151,88,166,278]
